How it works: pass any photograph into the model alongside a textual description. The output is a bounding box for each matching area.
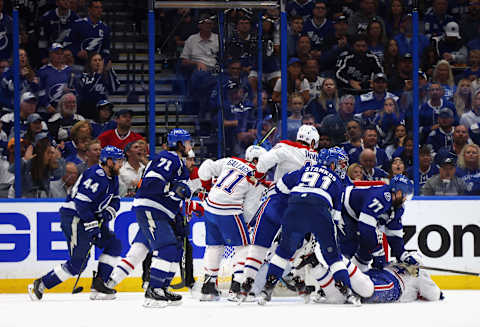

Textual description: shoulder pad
[96,169,105,177]
[360,92,374,102]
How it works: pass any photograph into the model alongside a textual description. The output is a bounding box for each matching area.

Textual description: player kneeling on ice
[338,174,421,272]
[28,146,125,301]
[253,149,358,305]
[131,128,192,308]
[197,145,267,301]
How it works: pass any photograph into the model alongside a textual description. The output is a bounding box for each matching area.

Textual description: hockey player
[106,148,203,291]
[28,145,124,301]
[197,145,267,301]
[312,262,442,304]
[250,150,353,305]
[339,174,421,271]
[130,128,192,308]
[240,125,319,294]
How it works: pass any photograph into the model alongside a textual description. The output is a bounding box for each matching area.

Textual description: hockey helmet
[100,145,125,164]
[390,174,414,197]
[296,125,319,148]
[245,145,267,162]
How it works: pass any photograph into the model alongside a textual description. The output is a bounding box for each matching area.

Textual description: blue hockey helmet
[329,146,349,178]
[318,148,329,166]
[390,174,414,196]
[167,128,191,148]
[100,145,125,164]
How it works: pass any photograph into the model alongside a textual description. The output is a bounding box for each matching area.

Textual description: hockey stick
[72,242,94,294]
[419,265,480,276]
[72,221,103,294]
[257,126,277,146]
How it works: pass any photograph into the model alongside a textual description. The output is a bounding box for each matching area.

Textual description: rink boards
[0,198,479,293]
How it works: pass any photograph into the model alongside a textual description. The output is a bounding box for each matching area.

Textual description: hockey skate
[227,279,241,302]
[312,287,327,303]
[143,286,182,308]
[200,278,220,302]
[335,281,361,306]
[27,279,45,301]
[90,271,117,300]
[237,277,256,303]
[257,275,278,305]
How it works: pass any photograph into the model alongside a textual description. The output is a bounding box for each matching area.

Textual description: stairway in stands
[101,1,209,157]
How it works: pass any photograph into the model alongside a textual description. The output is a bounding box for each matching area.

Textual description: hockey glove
[169,181,192,201]
[400,250,423,266]
[84,220,101,241]
[200,179,213,192]
[186,200,204,218]
[99,206,116,222]
[246,170,266,186]
[371,245,387,270]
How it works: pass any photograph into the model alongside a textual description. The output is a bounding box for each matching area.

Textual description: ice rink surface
[1,290,478,327]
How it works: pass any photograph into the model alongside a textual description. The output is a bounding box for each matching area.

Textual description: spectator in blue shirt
[91,99,116,138]
[426,107,455,155]
[407,145,439,187]
[394,14,430,57]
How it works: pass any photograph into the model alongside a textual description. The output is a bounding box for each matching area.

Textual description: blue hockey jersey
[76,70,120,106]
[286,0,315,20]
[364,267,402,303]
[37,64,74,109]
[342,185,406,258]
[302,18,334,50]
[60,164,120,222]
[39,9,79,45]
[133,150,189,219]
[65,17,111,61]
[277,164,344,213]
[0,13,12,61]
[0,68,40,109]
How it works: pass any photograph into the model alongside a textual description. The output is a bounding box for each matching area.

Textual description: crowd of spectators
[169,0,480,196]
[2,0,480,198]
[0,0,150,198]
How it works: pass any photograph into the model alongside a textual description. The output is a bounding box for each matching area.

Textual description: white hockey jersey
[256,140,318,182]
[198,157,257,215]
[396,267,442,302]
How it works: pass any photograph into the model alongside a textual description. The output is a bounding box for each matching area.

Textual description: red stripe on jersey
[252,198,270,243]
[231,157,256,170]
[279,140,313,150]
[234,215,248,246]
[320,277,334,288]
[206,198,243,208]
[374,282,394,290]
[122,259,135,270]
[246,257,263,265]
[349,265,358,277]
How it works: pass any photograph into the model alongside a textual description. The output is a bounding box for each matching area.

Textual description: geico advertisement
[0,201,208,278]
[0,200,479,278]
[402,199,480,271]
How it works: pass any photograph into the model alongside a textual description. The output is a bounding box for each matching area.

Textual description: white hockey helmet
[245,145,267,162]
[296,125,320,148]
